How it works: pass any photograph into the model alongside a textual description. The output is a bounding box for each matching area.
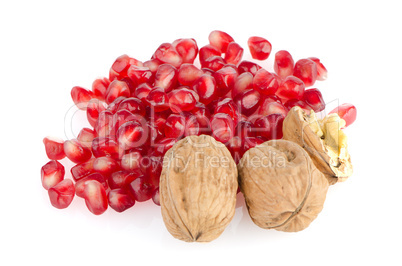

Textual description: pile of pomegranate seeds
[41,30,356,214]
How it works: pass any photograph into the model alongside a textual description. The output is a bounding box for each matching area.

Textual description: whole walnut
[238,139,329,232]
[160,135,238,242]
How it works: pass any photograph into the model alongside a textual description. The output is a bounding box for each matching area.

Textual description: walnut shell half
[238,140,329,232]
[160,135,238,242]
[282,106,353,185]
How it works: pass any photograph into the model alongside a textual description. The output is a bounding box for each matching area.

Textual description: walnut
[282,106,353,185]
[159,135,238,242]
[238,139,329,232]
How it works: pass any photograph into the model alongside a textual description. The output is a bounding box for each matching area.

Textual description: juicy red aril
[178,64,203,86]
[274,50,294,79]
[143,155,163,187]
[146,87,170,112]
[164,114,190,139]
[64,139,92,164]
[127,65,153,86]
[71,86,95,110]
[201,56,226,72]
[235,121,255,139]
[248,36,272,60]
[237,60,261,76]
[214,66,239,97]
[152,188,160,206]
[208,30,234,53]
[234,89,261,116]
[105,80,130,104]
[134,83,153,101]
[70,158,95,182]
[303,88,325,112]
[169,88,197,113]
[199,44,221,65]
[152,43,182,68]
[308,57,328,81]
[192,74,218,105]
[83,180,108,215]
[143,59,161,74]
[108,188,135,212]
[232,72,253,98]
[41,160,65,190]
[43,137,65,160]
[254,114,285,140]
[109,54,142,81]
[93,156,120,177]
[106,96,127,114]
[112,109,143,139]
[214,98,238,121]
[128,177,154,202]
[92,137,122,159]
[329,103,357,127]
[79,127,97,150]
[48,179,75,209]
[284,99,311,113]
[191,102,211,134]
[94,110,115,139]
[92,77,110,101]
[87,99,106,128]
[108,170,142,190]
[258,99,288,117]
[253,69,279,95]
[276,76,305,101]
[243,137,265,153]
[210,113,234,143]
[120,151,142,171]
[117,97,146,117]
[225,42,244,66]
[293,59,317,87]
[226,136,243,164]
[154,64,178,93]
[75,173,108,198]
[173,38,198,64]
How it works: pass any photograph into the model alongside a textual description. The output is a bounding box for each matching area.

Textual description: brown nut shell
[282,106,353,185]
[238,139,329,232]
[160,135,238,242]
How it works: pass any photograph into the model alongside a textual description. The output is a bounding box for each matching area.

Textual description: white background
[1,0,401,265]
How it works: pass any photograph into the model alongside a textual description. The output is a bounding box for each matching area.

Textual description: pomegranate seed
[108,170,142,190]
[169,88,197,113]
[153,138,177,157]
[284,99,312,113]
[258,99,288,117]
[105,80,131,104]
[71,86,95,110]
[276,76,305,101]
[117,97,146,116]
[43,137,65,160]
[234,89,261,116]
[202,68,215,76]
[111,109,143,139]
[254,114,285,140]
[143,155,163,187]
[182,113,200,137]
[173,38,198,64]
[87,99,106,128]
[303,88,325,112]
[117,121,145,150]
[224,42,244,66]
[274,50,294,78]
[93,156,120,177]
[127,65,153,86]
[92,137,122,159]
[235,121,255,138]
[208,30,234,53]
[164,114,185,139]
[106,96,127,114]
[308,57,328,81]
[70,158,95,182]
[134,83,153,101]
[108,188,135,212]
[146,87,170,112]
[41,160,65,190]
[178,64,203,86]
[253,69,279,95]
[191,102,211,134]
[152,188,160,206]
[120,151,142,171]
[154,64,178,93]
[83,180,108,215]
[232,72,253,98]
[109,54,142,81]
[64,139,92,164]
[75,173,108,198]
[143,59,161,74]
[247,36,272,60]
[128,177,154,202]
[293,59,318,87]
[210,113,234,143]
[152,43,182,68]
[329,103,357,128]
[214,98,238,121]
[77,128,96,149]
[214,66,238,97]
[199,44,221,65]
[94,110,114,138]
[243,137,265,153]
[201,55,226,72]
[92,77,110,101]
[48,179,75,209]
[237,60,261,76]
[226,136,243,164]
[192,74,218,105]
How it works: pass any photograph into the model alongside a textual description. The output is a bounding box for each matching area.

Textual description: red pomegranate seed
[108,170,142,190]
[43,137,65,160]
[293,59,318,87]
[117,121,145,150]
[191,102,211,134]
[152,43,182,68]
[201,68,215,76]
[224,42,244,66]
[87,99,106,128]
[276,76,305,101]
[169,88,197,113]
[258,99,288,117]
[254,114,285,140]
[210,113,234,143]
[201,56,226,71]
[192,74,218,105]
[120,151,142,171]
[143,155,163,187]
[214,98,238,121]
[164,114,185,139]
[145,87,170,112]
[112,109,143,139]
[274,50,294,78]
[70,158,95,182]
[303,88,325,112]
[253,69,279,95]
[127,65,153,86]
[143,59,161,74]
[247,36,272,60]
[92,137,122,159]
[237,60,261,76]
[329,103,357,127]
[93,156,120,177]
[83,180,108,215]
[117,97,146,117]
[173,38,198,64]
[94,110,114,138]
[153,138,177,156]
[71,86,95,110]
[178,64,203,86]
[208,30,234,53]
[77,127,96,149]
[234,89,261,116]
[134,83,153,101]
[308,57,328,81]
[284,99,312,113]
[182,113,200,137]
[199,44,221,65]
[152,188,160,206]
[105,80,130,104]
[154,64,178,93]
[75,173,108,198]
[92,77,110,101]
[243,137,265,153]
[232,72,253,98]
[109,54,143,81]
[108,188,136,212]
[64,139,92,164]
[226,136,243,164]
[128,177,154,202]
[48,179,75,209]
[106,96,127,114]
[41,160,65,190]
[235,121,255,139]
[214,65,238,97]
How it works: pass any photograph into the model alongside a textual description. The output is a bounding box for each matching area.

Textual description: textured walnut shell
[282,106,353,185]
[160,135,238,242]
[238,140,329,232]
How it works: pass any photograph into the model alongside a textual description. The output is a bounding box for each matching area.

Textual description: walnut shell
[282,107,353,185]
[238,139,329,232]
[160,135,238,242]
